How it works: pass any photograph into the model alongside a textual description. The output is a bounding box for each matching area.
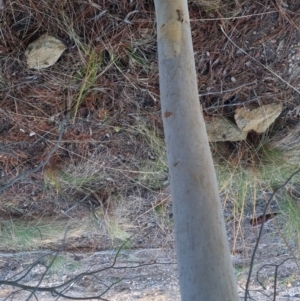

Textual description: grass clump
[72,49,102,121]
[44,154,108,196]
[128,123,168,191]
[91,196,137,245]
[280,194,300,249]
[0,219,71,251]
[45,157,139,245]
[213,138,300,244]
[46,255,80,275]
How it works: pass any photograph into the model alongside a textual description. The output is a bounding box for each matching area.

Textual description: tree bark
[154,1,239,300]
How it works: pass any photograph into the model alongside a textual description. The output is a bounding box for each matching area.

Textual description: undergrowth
[213,138,300,248]
[1,0,300,253]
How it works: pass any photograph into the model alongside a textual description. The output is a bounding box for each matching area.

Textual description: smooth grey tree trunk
[154,1,239,300]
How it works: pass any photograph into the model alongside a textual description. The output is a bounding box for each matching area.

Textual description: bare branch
[245,168,300,301]
[0,233,175,300]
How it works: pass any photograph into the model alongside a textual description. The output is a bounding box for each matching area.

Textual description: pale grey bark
[154,0,239,300]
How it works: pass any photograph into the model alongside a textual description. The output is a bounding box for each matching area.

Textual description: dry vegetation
[0,0,300,252]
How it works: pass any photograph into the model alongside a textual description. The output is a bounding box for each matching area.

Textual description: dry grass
[269,124,300,164]
[0,218,90,251]
[212,135,300,251]
[1,0,300,251]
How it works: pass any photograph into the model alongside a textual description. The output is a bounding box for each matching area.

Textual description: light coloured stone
[234,103,282,134]
[25,34,66,69]
[204,116,247,142]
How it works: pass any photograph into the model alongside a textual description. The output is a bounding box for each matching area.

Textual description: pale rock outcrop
[204,116,247,142]
[234,103,282,134]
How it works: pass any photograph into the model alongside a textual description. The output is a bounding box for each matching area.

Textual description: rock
[25,34,66,69]
[204,116,247,142]
[234,103,282,134]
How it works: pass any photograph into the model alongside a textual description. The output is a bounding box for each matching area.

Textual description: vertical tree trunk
[154,1,239,300]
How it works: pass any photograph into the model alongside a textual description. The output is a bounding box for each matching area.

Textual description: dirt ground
[1,0,300,300]
[1,220,300,301]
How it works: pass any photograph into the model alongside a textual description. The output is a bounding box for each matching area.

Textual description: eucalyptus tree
[154,1,239,300]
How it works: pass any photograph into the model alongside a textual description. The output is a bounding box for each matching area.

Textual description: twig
[25,227,71,301]
[244,168,300,301]
[131,11,279,23]
[272,214,300,271]
[199,80,257,97]
[203,97,259,112]
[7,252,56,282]
[0,233,175,300]
[190,11,279,22]
[256,258,294,301]
[0,116,67,194]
